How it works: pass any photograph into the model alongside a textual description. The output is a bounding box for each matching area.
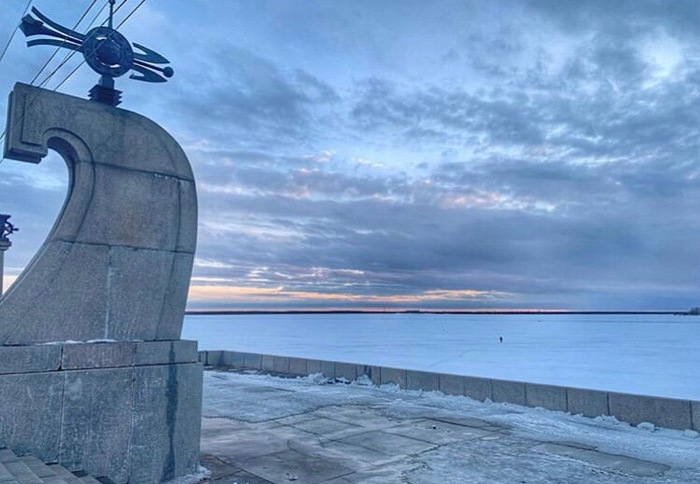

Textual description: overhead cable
[0,0,33,66]
[29,0,101,86]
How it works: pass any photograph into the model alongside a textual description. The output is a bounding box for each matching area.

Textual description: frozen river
[182,313,700,401]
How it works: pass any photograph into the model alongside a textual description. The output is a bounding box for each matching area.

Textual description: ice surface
[183,313,700,400]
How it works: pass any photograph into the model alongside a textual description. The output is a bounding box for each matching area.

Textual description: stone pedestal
[0,341,202,483]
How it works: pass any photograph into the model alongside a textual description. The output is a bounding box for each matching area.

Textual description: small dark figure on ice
[499,336,503,343]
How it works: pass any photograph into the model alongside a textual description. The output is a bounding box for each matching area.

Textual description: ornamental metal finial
[20,2,174,106]
[0,215,18,243]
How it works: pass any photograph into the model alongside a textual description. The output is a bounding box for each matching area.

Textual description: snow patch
[352,374,373,386]
[164,465,210,484]
[298,373,330,385]
[637,422,656,432]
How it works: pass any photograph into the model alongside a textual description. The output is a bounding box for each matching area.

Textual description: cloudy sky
[0,0,699,310]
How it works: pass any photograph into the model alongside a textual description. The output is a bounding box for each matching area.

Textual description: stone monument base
[0,340,202,483]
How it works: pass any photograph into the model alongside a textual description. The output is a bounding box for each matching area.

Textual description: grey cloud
[524,0,700,40]
[173,46,339,147]
[351,79,546,146]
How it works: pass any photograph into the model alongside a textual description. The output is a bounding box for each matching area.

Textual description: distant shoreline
[186,309,692,316]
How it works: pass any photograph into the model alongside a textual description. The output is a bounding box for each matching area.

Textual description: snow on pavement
[202,370,700,483]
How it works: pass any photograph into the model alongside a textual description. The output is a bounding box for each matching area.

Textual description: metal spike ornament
[20,0,174,106]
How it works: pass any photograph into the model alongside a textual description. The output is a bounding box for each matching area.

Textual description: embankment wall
[199,350,699,432]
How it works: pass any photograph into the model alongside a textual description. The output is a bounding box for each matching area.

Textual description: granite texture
[130,363,203,483]
[0,84,201,484]
[0,343,202,484]
[0,83,197,344]
[0,372,64,462]
[0,345,61,374]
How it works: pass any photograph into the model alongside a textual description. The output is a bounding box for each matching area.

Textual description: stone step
[4,461,43,484]
[18,457,56,479]
[78,476,100,484]
[40,478,69,484]
[46,467,81,484]
[0,450,100,484]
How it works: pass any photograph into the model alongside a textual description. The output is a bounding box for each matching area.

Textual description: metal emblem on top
[19,0,174,106]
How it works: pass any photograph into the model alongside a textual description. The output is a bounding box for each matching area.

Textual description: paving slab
[534,442,671,477]
[335,430,437,456]
[317,441,395,469]
[290,416,361,436]
[239,449,353,484]
[310,407,402,431]
[383,418,496,445]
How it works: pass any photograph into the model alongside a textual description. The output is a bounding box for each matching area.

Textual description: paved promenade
[200,370,700,483]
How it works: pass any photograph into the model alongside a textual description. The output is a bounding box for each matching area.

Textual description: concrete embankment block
[380,367,407,388]
[368,366,382,386]
[221,351,263,370]
[567,387,609,418]
[273,356,290,374]
[438,374,464,396]
[320,361,336,379]
[243,352,263,370]
[288,357,307,375]
[406,370,440,392]
[219,351,245,368]
[262,354,275,372]
[356,365,371,379]
[306,359,322,375]
[608,393,692,430]
[205,350,223,367]
[463,376,492,401]
[526,383,567,412]
[692,401,700,431]
[335,362,356,381]
[492,379,526,406]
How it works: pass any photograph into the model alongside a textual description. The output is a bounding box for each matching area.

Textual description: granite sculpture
[0,83,202,483]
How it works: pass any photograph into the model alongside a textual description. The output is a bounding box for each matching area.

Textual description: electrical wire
[0,0,33,66]
[29,0,100,85]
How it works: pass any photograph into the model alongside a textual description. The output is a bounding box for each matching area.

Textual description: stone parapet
[199,349,699,433]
